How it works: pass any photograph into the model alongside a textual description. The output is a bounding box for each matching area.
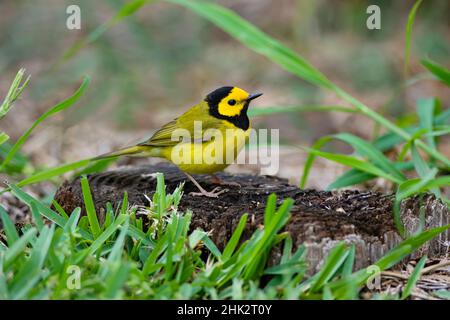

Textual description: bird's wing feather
[138,103,221,147]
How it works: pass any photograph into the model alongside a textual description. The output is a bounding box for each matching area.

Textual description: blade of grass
[421,58,450,86]
[9,225,55,299]
[64,208,81,234]
[4,228,37,270]
[411,143,440,198]
[222,213,248,261]
[302,146,403,184]
[341,245,356,277]
[84,214,127,259]
[51,200,70,220]
[300,136,331,188]
[8,184,66,227]
[309,242,349,292]
[328,162,414,190]
[330,224,450,294]
[333,133,405,181]
[327,169,375,190]
[103,263,131,299]
[433,290,450,299]
[377,225,449,271]
[248,104,356,117]
[100,218,129,279]
[80,176,101,239]
[404,0,423,76]
[401,255,427,299]
[60,0,155,62]
[0,77,90,170]
[0,205,19,246]
[169,0,333,89]
[16,159,92,188]
[0,68,30,120]
[396,168,438,200]
[416,98,437,150]
[30,202,45,231]
[0,133,9,146]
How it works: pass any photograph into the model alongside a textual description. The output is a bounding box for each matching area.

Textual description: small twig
[381,271,409,280]
[421,260,450,275]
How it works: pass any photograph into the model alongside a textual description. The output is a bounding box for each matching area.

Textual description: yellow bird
[93,86,262,197]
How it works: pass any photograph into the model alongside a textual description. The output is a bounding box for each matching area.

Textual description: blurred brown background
[1,0,449,189]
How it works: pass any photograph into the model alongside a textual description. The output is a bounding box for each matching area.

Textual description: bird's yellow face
[205,86,262,130]
[217,87,250,117]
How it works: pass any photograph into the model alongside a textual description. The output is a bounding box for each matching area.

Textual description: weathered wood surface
[53,163,449,273]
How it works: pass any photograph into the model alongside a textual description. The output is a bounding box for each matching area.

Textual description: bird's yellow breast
[161,120,251,174]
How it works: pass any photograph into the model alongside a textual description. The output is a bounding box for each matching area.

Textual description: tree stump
[53,163,449,273]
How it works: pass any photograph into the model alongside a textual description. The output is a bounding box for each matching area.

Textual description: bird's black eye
[228,99,236,106]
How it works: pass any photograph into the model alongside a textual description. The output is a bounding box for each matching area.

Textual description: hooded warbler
[93,86,262,197]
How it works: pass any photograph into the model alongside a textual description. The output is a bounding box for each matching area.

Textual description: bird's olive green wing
[138,102,221,147]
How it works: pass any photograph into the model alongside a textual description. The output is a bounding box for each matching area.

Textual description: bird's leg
[184,172,228,198]
[211,174,241,188]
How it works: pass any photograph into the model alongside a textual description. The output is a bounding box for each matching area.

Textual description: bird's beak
[247,92,263,101]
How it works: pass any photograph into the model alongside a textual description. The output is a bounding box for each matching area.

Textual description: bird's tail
[91,145,145,161]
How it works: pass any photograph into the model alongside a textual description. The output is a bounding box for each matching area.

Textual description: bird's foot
[189,186,229,198]
[211,174,241,188]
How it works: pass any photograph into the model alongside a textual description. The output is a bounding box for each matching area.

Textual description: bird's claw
[189,186,229,198]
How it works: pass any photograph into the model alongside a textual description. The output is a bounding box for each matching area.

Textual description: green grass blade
[396,168,438,200]
[243,198,293,279]
[0,76,90,170]
[0,133,9,146]
[327,169,375,190]
[302,146,403,184]
[222,213,248,261]
[416,98,437,150]
[309,242,349,292]
[16,159,92,188]
[103,263,131,299]
[86,214,127,258]
[341,245,356,276]
[0,205,19,246]
[421,58,450,86]
[10,189,88,245]
[4,228,37,270]
[64,208,81,233]
[377,225,449,270]
[30,202,45,231]
[80,176,101,239]
[169,0,333,89]
[202,235,222,260]
[9,225,55,299]
[61,0,155,62]
[300,136,332,188]
[433,290,450,299]
[0,68,30,120]
[404,0,423,76]
[330,224,450,294]
[100,218,129,279]
[411,143,440,198]
[248,105,356,117]
[333,133,405,181]
[401,255,427,299]
[9,184,67,227]
[51,200,70,220]
[263,193,276,226]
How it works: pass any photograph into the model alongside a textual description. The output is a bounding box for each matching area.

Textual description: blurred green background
[1,0,449,188]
